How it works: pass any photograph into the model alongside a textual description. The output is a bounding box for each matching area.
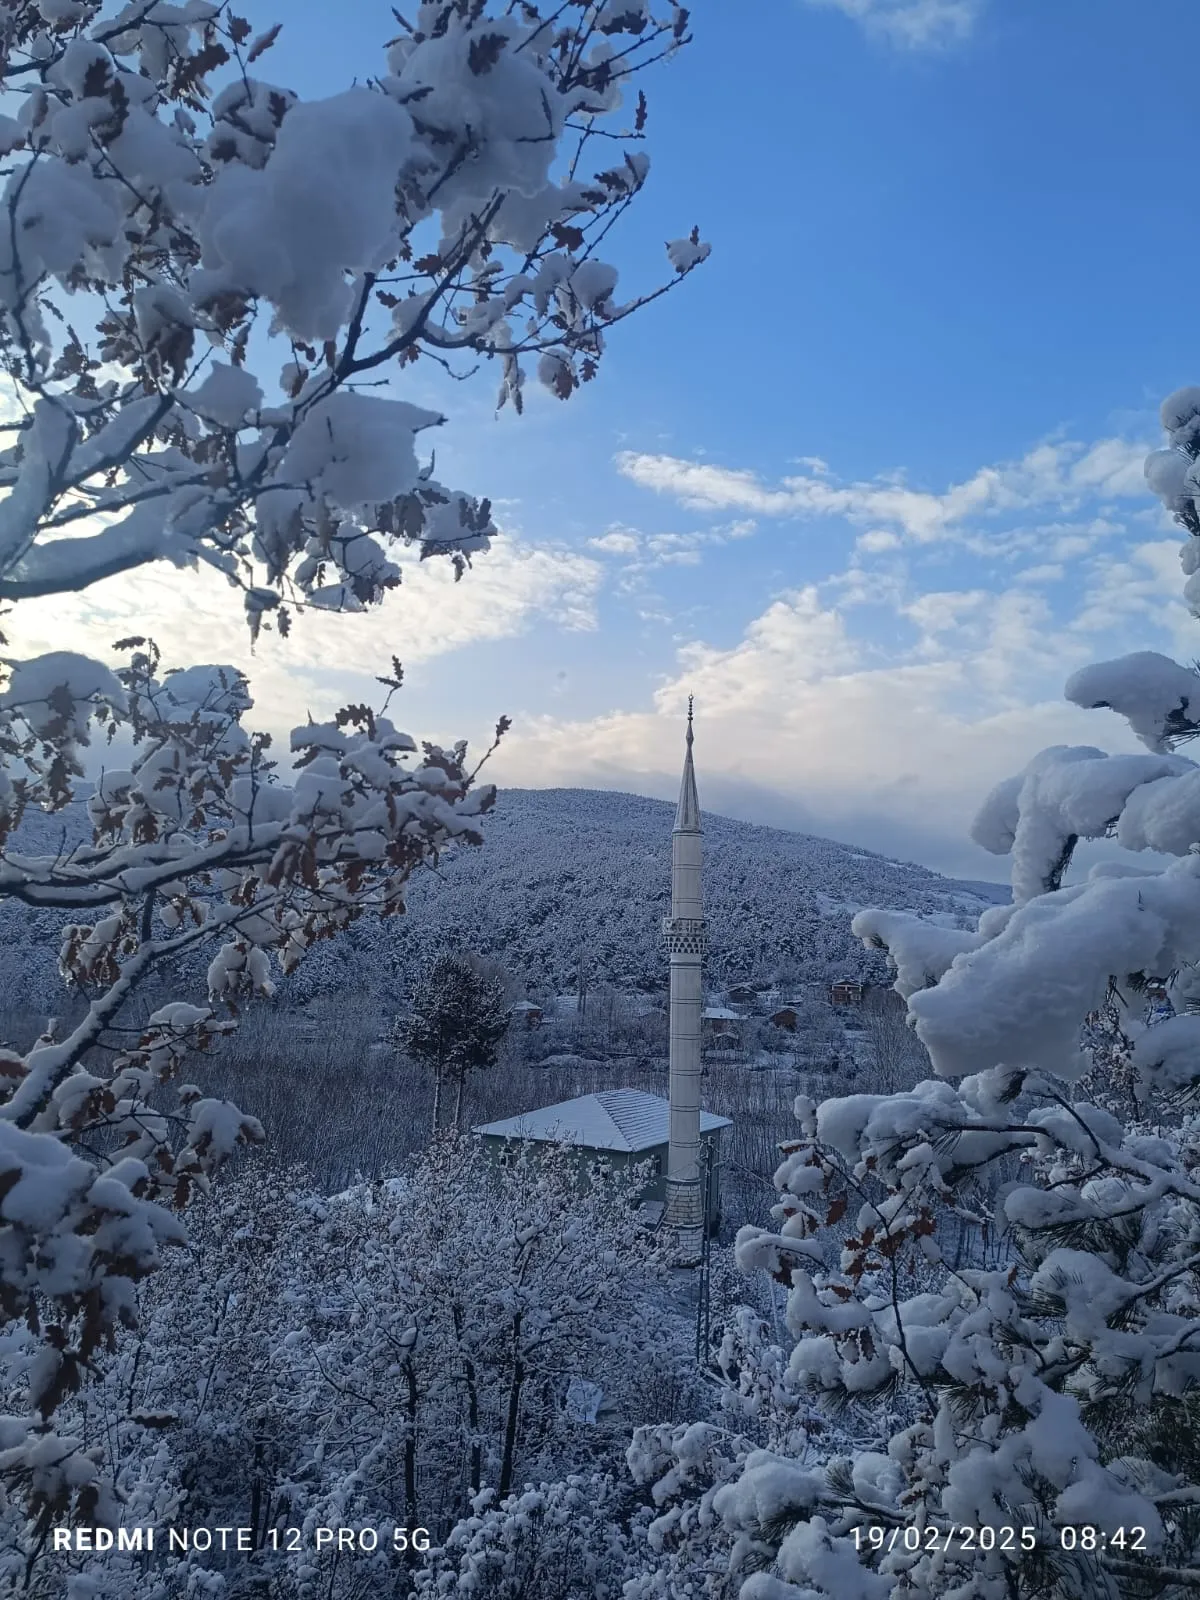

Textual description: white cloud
[494,528,1193,878]
[1015,563,1065,585]
[857,528,902,553]
[672,586,861,712]
[496,628,1125,880]
[596,518,760,579]
[903,588,988,636]
[5,534,604,741]
[616,437,1151,545]
[1068,538,1191,644]
[588,527,641,555]
[801,0,986,48]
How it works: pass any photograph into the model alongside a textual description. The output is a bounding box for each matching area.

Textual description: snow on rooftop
[472,1089,731,1153]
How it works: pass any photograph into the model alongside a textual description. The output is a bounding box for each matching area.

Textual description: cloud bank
[5,533,604,739]
[615,437,1149,545]
[800,0,987,49]
[490,429,1184,879]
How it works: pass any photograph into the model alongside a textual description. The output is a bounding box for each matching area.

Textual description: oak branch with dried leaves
[0,0,705,1529]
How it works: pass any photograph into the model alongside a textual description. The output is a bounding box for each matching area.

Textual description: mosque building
[473,704,727,1261]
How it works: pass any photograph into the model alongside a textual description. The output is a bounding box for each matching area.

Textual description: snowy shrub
[0,0,704,1527]
[413,1476,637,1600]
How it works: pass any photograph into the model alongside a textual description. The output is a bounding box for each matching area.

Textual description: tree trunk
[452,1303,482,1494]
[431,1066,443,1135]
[403,1354,419,1553]
[498,1312,524,1499]
[452,1070,466,1131]
[249,1429,264,1548]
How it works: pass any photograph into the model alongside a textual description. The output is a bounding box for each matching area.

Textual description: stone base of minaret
[663,1181,704,1267]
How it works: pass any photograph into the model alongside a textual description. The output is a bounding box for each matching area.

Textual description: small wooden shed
[830,979,864,1006]
[473,1089,731,1231]
[726,984,760,1009]
[701,1006,741,1037]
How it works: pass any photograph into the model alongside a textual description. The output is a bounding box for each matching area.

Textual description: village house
[701,1005,741,1038]
[472,1089,731,1232]
[725,984,760,1009]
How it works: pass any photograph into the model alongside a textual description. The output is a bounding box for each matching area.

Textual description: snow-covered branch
[652,381,1200,1598]
[0,0,705,624]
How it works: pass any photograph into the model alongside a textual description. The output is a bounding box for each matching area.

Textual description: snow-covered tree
[0,1137,684,1596]
[0,0,705,1526]
[412,1475,632,1599]
[279,1138,666,1526]
[0,1157,311,1595]
[400,950,510,1131]
[631,390,1200,1598]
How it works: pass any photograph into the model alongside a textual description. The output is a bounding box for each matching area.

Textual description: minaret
[662,697,706,1264]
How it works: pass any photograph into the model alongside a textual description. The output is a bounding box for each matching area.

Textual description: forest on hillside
[0,784,1001,1029]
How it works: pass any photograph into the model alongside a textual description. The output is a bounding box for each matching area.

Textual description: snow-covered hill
[1,786,1007,1014]
[401,787,1005,991]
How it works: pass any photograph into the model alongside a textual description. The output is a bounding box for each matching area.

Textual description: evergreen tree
[401,953,510,1132]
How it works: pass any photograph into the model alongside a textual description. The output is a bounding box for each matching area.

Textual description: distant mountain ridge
[0,785,1008,1014]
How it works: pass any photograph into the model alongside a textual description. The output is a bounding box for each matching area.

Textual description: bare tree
[860,988,930,1092]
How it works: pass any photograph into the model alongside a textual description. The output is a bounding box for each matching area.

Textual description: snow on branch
[714,378,1200,1591]
[969,744,1197,907]
[0,0,706,628]
[1067,651,1200,752]
[0,630,507,1523]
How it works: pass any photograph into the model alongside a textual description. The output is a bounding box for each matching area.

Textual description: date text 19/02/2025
[852,1526,1149,1555]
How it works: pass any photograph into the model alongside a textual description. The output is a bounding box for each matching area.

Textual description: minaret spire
[662,699,706,1263]
[675,694,701,835]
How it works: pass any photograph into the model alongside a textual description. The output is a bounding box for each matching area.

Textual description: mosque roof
[473,1089,730,1153]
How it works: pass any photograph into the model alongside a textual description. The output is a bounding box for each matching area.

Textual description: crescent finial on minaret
[687,694,694,744]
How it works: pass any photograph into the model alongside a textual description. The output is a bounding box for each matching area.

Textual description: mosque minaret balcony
[663,915,707,955]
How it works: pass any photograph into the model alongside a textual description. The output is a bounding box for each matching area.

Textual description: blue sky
[17,0,1200,879]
